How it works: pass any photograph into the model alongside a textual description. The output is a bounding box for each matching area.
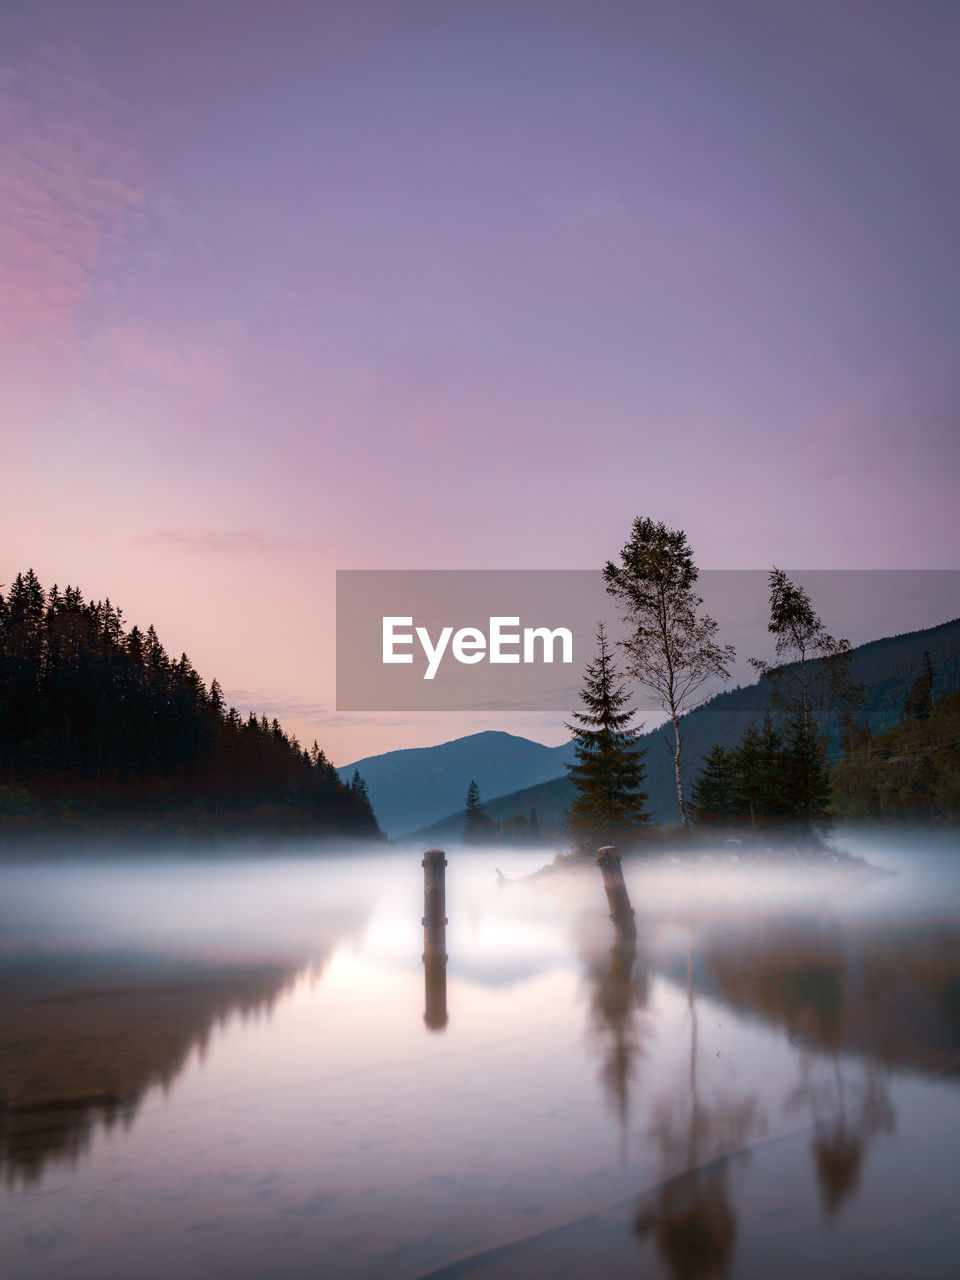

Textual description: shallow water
[1,832,959,1278]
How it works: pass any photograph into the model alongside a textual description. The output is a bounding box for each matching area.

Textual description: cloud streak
[132,530,310,557]
[0,59,141,353]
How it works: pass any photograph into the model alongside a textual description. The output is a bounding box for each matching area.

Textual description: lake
[2,831,959,1278]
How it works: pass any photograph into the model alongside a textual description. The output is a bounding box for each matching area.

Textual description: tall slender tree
[750,568,854,730]
[603,518,734,832]
[463,779,494,844]
[565,622,651,852]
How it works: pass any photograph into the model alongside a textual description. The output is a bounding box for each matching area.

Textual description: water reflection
[1,844,959,1280]
[699,914,960,1078]
[0,857,373,1188]
[0,952,301,1186]
[583,935,649,1149]
[633,931,763,1280]
[802,1059,895,1219]
[575,875,960,1278]
[581,850,648,1151]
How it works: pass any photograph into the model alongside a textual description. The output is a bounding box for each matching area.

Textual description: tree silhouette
[565,622,651,851]
[0,569,381,837]
[690,745,735,826]
[750,568,858,738]
[692,713,831,831]
[463,779,493,844]
[604,518,734,832]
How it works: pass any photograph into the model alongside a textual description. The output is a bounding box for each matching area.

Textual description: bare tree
[604,518,735,832]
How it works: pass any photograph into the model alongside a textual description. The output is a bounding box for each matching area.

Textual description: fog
[2,828,959,1278]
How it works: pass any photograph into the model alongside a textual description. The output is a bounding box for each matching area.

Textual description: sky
[2,0,959,763]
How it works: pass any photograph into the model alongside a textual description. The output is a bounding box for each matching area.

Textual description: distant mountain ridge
[400,615,960,844]
[337,730,576,838]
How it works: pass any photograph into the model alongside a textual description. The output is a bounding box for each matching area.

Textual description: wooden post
[423,942,448,1031]
[596,845,637,941]
[422,848,447,947]
[422,849,448,1030]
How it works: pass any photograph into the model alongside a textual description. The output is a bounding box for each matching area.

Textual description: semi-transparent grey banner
[335,569,960,712]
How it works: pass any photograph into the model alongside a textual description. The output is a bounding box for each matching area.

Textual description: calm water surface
[1,832,959,1278]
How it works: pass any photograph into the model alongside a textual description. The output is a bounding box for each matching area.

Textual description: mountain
[337,730,576,838]
[402,615,960,844]
[404,773,576,847]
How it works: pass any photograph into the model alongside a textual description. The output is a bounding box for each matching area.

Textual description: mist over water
[1,831,959,1278]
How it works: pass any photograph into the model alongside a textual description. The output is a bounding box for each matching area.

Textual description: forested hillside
[0,569,380,837]
[404,616,960,841]
[832,688,960,821]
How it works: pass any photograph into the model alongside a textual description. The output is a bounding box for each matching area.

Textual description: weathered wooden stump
[422,849,448,1030]
[596,845,638,941]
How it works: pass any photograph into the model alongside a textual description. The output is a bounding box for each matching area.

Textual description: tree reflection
[699,913,910,1221]
[635,1162,737,1280]
[785,1054,895,1219]
[634,931,762,1280]
[0,954,305,1185]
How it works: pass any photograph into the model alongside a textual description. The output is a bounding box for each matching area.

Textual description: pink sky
[2,1,959,763]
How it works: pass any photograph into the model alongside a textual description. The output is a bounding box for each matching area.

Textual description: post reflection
[584,846,648,1152]
[585,935,649,1151]
[422,849,448,1032]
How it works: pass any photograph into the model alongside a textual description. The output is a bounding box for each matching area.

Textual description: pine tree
[350,768,370,803]
[565,623,651,852]
[691,744,735,825]
[349,769,380,830]
[726,714,831,829]
[731,725,764,826]
[756,714,791,820]
[0,568,382,837]
[463,778,494,844]
[781,715,832,828]
[208,678,226,719]
[728,716,790,825]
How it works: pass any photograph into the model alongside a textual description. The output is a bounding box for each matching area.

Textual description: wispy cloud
[0,59,142,353]
[132,529,309,556]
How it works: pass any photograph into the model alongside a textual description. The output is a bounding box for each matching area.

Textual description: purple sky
[2,1,959,761]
